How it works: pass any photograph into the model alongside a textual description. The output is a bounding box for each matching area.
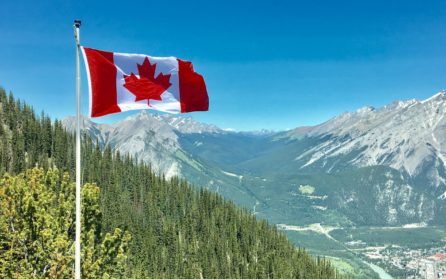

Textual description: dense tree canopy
[0,88,344,278]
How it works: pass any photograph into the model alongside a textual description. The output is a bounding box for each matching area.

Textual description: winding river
[364,262,394,279]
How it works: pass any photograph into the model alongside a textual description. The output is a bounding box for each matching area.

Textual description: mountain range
[63,91,446,227]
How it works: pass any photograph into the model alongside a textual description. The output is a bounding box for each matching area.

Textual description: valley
[63,91,446,278]
[282,224,446,278]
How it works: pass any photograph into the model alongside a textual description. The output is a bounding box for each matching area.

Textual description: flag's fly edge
[178,59,209,113]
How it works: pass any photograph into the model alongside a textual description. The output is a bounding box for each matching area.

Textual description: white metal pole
[73,19,82,279]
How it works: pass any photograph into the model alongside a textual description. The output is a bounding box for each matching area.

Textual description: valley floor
[279,224,446,278]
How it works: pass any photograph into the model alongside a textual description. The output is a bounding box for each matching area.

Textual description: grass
[283,230,380,278]
[326,257,355,275]
[284,231,345,252]
[330,226,446,249]
[298,184,315,194]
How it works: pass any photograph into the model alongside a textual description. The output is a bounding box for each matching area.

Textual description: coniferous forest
[0,87,344,278]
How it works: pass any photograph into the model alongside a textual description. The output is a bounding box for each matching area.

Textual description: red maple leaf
[123,57,172,103]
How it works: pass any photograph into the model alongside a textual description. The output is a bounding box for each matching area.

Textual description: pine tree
[0,168,131,278]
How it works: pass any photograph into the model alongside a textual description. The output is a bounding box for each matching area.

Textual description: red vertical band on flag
[82,47,121,117]
[177,59,209,113]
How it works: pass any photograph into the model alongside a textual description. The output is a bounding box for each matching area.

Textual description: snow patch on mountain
[287,91,446,186]
[222,170,243,182]
[160,113,222,134]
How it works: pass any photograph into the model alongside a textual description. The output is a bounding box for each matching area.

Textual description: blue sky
[1,0,446,131]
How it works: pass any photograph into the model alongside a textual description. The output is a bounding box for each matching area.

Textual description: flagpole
[73,19,82,279]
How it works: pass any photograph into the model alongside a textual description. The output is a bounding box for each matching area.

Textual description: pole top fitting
[74,19,81,28]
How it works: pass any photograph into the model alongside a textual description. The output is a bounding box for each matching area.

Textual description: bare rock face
[62,111,223,179]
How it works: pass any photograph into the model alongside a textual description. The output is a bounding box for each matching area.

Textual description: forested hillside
[0,88,343,278]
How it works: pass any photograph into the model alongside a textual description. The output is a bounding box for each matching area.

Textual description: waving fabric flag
[81,47,209,117]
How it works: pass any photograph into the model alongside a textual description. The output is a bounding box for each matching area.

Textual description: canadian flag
[81,47,209,117]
